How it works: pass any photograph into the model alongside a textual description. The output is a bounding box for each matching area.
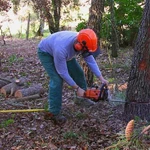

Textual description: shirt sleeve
[53,51,76,86]
[83,55,101,78]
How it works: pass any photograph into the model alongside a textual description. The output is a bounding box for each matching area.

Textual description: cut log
[0,77,28,97]
[14,84,45,98]
[0,82,21,97]
[14,77,28,86]
[0,77,12,83]
[0,80,10,88]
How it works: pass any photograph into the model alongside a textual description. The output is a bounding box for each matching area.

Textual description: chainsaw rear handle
[98,83,108,100]
[100,83,108,90]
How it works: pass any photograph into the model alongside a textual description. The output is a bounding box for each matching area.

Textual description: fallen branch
[6,101,27,108]
[14,94,41,102]
[0,109,45,113]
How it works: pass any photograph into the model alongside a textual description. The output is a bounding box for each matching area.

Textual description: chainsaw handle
[98,83,108,100]
[100,83,108,90]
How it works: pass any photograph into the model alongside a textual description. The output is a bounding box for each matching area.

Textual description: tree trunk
[110,0,119,57]
[81,0,104,87]
[46,0,61,33]
[0,26,6,45]
[52,0,61,32]
[36,17,44,37]
[26,13,30,40]
[124,0,150,122]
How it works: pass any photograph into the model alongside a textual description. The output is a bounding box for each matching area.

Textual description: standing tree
[32,0,79,34]
[81,0,105,87]
[110,0,119,57]
[31,0,61,33]
[124,0,150,121]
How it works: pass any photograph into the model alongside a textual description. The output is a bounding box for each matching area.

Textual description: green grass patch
[0,119,14,128]
[8,54,24,64]
[75,112,88,119]
[108,77,115,83]
[63,131,78,140]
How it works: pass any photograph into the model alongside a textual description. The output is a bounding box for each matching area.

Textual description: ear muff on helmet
[74,41,83,51]
[77,29,98,52]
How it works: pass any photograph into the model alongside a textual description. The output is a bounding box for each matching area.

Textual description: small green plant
[80,132,88,140]
[44,102,49,111]
[63,131,78,139]
[75,112,88,119]
[108,77,115,83]
[19,72,26,76]
[8,54,24,64]
[26,81,31,86]
[0,119,14,128]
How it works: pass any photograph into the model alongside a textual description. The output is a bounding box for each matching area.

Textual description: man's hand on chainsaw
[76,87,85,97]
[73,85,85,97]
[99,75,109,86]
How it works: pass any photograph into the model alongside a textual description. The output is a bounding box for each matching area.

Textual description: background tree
[31,0,61,33]
[114,0,144,47]
[124,0,150,121]
[101,0,144,48]
[0,0,11,12]
[110,0,119,57]
[80,0,105,87]
[31,0,80,34]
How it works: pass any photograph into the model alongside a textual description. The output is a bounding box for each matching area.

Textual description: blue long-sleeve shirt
[38,31,101,86]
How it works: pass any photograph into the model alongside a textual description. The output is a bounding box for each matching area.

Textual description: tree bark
[124,0,150,122]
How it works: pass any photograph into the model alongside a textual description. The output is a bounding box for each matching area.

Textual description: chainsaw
[84,84,110,102]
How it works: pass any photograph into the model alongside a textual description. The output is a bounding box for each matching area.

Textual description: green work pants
[37,49,87,115]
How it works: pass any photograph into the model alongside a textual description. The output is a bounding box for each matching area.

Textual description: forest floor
[0,38,149,150]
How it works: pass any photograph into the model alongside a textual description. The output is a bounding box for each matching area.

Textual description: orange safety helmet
[75,29,98,52]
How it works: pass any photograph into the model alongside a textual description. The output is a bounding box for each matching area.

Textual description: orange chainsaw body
[84,88,100,101]
[84,84,109,101]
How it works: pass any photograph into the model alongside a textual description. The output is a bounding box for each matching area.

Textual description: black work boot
[44,112,67,125]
